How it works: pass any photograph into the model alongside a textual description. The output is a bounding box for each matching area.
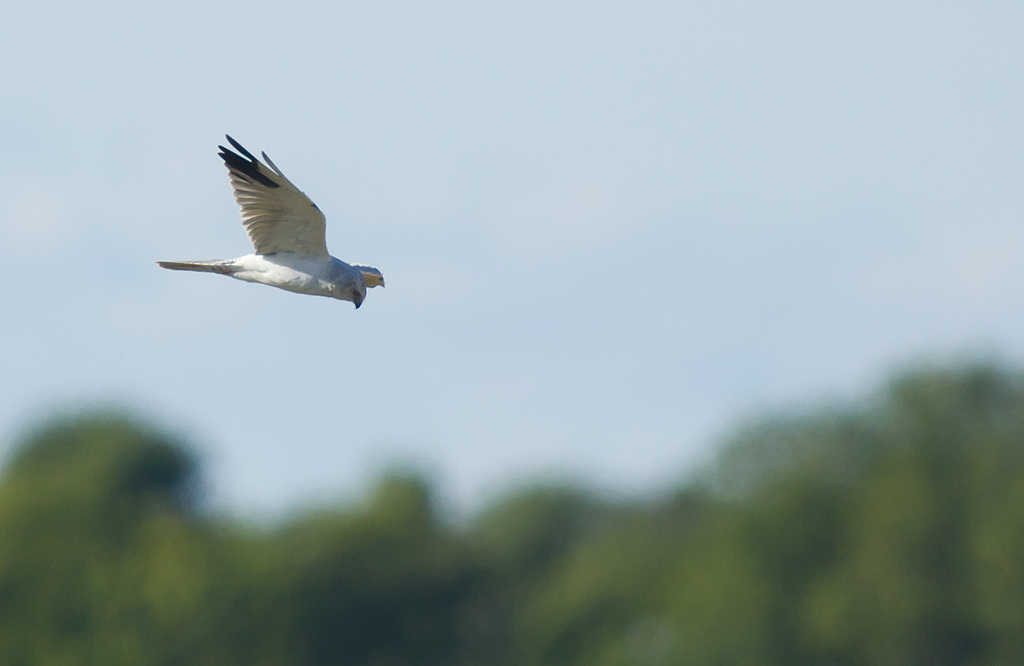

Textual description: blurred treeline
[3,363,1024,665]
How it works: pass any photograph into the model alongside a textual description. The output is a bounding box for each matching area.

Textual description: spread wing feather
[218,135,329,257]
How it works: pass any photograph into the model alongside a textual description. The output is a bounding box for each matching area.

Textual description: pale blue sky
[2,2,1023,514]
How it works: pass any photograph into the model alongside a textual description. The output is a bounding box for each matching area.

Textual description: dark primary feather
[226,134,258,161]
[218,135,280,189]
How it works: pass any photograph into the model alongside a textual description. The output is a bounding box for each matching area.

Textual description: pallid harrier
[158,135,383,308]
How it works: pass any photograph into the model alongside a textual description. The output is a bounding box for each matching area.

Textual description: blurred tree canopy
[3,363,1024,664]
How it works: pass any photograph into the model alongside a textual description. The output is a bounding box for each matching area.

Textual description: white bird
[158,135,384,308]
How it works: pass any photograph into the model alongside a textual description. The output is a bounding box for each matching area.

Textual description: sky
[2,1,1024,516]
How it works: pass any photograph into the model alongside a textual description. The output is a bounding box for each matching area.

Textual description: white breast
[231,253,337,297]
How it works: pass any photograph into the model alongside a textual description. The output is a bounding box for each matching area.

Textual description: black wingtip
[225,134,259,162]
[218,136,280,189]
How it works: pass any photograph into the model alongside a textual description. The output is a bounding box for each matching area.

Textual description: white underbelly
[232,254,334,297]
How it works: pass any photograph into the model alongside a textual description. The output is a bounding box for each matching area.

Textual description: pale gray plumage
[157,135,384,308]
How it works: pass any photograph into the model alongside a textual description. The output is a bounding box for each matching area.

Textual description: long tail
[156,260,236,275]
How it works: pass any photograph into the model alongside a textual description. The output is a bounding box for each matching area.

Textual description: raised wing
[353,264,385,288]
[219,135,329,257]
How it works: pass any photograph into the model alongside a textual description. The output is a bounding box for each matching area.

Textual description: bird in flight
[158,135,384,308]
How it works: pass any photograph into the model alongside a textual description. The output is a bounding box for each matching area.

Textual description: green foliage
[274,474,478,666]
[6,363,1024,664]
